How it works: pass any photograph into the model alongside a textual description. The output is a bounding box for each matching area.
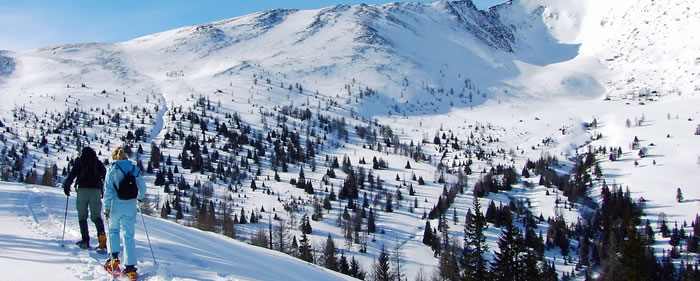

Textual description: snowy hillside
[0,182,356,281]
[0,0,699,280]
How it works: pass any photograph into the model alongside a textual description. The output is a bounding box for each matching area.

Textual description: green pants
[76,188,105,242]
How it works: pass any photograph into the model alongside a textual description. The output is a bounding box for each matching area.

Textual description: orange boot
[97,232,107,252]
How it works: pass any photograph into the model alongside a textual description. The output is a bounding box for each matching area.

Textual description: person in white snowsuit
[102,146,147,280]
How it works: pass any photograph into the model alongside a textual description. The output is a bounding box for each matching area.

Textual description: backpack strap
[112,164,127,191]
[113,164,127,176]
[114,163,136,176]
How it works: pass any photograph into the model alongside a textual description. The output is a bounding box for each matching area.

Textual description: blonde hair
[111,146,128,161]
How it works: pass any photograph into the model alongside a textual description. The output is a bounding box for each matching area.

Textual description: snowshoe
[75,240,90,249]
[103,258,121,278]
[122,266,138,281]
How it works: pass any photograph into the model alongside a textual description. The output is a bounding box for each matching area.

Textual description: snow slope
[0,181,356,281]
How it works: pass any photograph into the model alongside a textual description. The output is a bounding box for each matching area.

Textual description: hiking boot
[76,240,90,249]
[103,258,121,277]
[97,232,107,251]
[122,266,138,281]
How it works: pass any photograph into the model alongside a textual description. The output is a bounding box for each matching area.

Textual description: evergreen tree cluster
[427,199,553,281]
[427,183,462,219]
[473,164,518,197]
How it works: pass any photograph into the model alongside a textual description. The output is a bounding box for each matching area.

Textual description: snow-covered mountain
[0,0,698,280]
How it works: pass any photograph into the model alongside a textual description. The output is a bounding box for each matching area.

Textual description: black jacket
[63,159,106,190]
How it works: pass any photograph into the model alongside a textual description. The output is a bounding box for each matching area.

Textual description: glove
[63,185,70,196]
[104,209,111,220]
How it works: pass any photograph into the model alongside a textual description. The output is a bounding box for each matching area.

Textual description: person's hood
[80,147,97,163]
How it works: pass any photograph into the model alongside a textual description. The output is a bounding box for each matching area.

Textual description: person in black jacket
[63,146,107,250]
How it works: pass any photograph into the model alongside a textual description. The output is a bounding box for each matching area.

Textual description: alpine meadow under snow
[0,0,699,280]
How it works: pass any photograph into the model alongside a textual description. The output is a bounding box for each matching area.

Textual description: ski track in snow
[147,93,168,145]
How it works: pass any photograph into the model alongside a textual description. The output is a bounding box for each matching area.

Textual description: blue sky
[0,0,503,51]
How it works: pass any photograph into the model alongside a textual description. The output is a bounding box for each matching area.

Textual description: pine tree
[368,208,376,233]
[154,170,166,186]
[437,242,460,281]
[40,164,56,187]
[659,217,671,238]
[491,212,525,281]
[250,179,257,191]
[522,250,540,281]
[578,238,590,267]
[423,220,434,246]
[676,188,684,203]
[323,234,338,271]
[338,252,350,274]
[669,224,681,247]
[619,224,655,281]
[385,194,393,212]
[349,256,366,280]
[301,214,312,234]
[289,236,299,257]
[372,245,392,281]
[298,233,313,263]
[658,253,676,280]
[238,208,247,224]
[150,142,161,168]
[485,200,497,223]
[461,198,489,281]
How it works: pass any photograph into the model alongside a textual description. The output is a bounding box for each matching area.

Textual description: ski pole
[139,206,157,266]
[105,214,117,281]
[61,195,69,247]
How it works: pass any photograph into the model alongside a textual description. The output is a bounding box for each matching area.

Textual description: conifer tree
[372,245,393,281]
[289,236,299,257]
[461,198,489,281]
[522,250,540,281]
[437,242,460,281]
[323,234,338,271]
[300,214,312,234]
[150,142,161,168]
[491,212,525,281]
[338,252,349,274]
[619,224,655,281]
[368,208,376,233]
[423,220,434,246]
[385,194,393,212]
[349,256,366,280]
[238,208,247,224]
[298,233,313,263]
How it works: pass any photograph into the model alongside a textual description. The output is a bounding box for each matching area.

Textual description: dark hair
[80,147,98,165]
